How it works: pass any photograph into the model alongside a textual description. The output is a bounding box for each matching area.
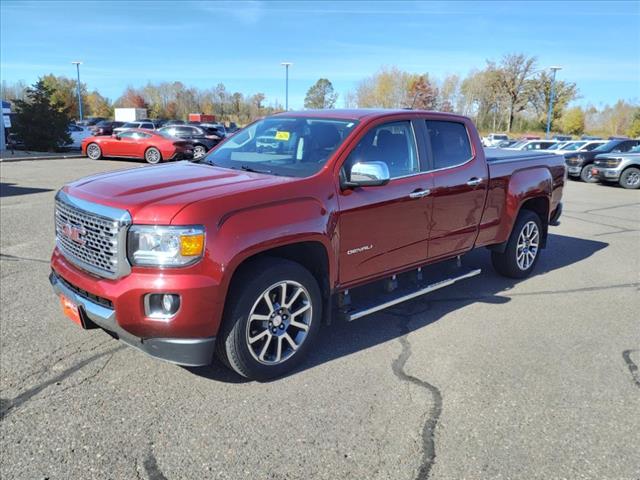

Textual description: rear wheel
[580,164,597,183]
[491,210,542,279]
[216,258,322,380]
[86,143,102,160]
[619,167,640,189]
[144,147,162,164]
[193,144,207,159]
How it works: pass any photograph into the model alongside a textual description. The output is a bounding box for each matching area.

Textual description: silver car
[591,146,640,189]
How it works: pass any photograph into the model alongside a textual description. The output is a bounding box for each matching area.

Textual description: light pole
[546,66,562,139]
[281,62,292,111]
[71,61,83,121]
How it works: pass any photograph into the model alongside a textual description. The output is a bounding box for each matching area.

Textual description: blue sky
[1,0,639,109]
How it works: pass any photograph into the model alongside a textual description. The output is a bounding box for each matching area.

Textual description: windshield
[563,142,586,151]
[509,141,528,149]
[122,122,138,128]
[594,141,620,152]
[202,116,358,178]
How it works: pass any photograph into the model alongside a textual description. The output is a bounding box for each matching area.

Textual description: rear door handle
[409,189,431,199]
[466,177,483,187]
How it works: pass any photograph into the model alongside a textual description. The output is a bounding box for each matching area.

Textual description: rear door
[337,118,434,285]
[424,119,489,261]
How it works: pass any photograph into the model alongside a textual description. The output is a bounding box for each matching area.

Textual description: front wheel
[619,167,640,189]
[86,143,102,160]
[580,164,597,183]
[216,258,322,380]
[491,210,542,279]
[145,147,162,164]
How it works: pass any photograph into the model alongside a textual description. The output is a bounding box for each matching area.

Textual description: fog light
[145,293,181,319]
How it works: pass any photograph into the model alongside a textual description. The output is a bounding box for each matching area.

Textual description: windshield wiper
[237,165,275,175]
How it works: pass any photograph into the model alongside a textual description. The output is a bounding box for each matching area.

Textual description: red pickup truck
[50,109,565,379]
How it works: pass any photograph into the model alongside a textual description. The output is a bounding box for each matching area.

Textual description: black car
[90,120,125,136]
[158,125,222,159]
[565,139,640,182]
[164,120,185,126]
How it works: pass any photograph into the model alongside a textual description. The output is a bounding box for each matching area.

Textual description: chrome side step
[347,268,481,321]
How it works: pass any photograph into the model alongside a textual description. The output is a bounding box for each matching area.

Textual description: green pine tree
[12,80,72,151]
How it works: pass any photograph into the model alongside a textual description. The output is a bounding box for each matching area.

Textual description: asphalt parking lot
[1,158,639,480]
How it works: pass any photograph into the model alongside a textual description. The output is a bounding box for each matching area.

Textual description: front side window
[343,121,419,179]
[118,131,136,139]
[426,120,472,169]
[203,116,358,178]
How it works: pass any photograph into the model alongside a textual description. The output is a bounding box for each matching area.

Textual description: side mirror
[343,161,390,188]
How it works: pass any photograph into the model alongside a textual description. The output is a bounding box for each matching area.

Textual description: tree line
[2,52,638,137]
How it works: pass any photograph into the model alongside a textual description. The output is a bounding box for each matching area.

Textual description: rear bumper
[49,270,215,366]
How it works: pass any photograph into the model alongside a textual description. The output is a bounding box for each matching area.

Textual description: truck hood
[65,161,293,224]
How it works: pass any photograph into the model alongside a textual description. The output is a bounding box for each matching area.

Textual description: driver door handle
[466,177,483,187]
[409,189,431,199]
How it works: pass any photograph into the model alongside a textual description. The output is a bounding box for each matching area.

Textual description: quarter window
[426,120,472,169]
[344,121,419,179]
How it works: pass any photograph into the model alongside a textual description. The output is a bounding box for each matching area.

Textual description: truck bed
[484,147,557,163]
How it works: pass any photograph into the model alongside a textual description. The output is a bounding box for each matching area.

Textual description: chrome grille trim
[54,190,132,279]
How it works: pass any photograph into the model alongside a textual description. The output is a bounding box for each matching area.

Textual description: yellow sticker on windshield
[275,131,290,141]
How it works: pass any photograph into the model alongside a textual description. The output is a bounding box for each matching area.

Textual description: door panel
[424,120,488,260]
[336,119,432,286]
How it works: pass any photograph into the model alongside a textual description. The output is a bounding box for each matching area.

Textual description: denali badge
[347,244,373,255]
[61,223,86,246]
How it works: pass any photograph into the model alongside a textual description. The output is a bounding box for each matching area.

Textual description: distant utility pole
[71,61,83,121]
[281,62,292,111]
[546,66,562,139]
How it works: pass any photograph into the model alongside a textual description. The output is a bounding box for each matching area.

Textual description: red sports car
[82,129,194,164]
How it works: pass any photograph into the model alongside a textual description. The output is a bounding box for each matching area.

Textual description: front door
[337,119,433,286]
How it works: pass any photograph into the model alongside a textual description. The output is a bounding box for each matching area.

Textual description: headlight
[605,159,621,168]
[128,225,205,267]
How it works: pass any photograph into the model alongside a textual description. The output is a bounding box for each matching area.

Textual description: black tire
[216,257,322,380]
[491,210,543,279]
[86,143,102,160]
[619,167,640,190]
[580,164,597,183]
[144,147,162,164]
[193,144,207,159]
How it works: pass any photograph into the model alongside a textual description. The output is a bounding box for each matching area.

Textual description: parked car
[66,124,93,149]
[546,141,573,151]
[552,135,572,141]
[504,140,557,151]
[552,140,606,155]
[158,125,220,159]
[565,139,640,182]
[90,120,125,136]
[482,133,510,147]
[165,120,185,126]
[51,109,564,380]
[591,146,640,189]
[82,129,193,164]
[226,122,239,134]
[113,121,156,135]
[581,135,602,140]
[76,117,106,127]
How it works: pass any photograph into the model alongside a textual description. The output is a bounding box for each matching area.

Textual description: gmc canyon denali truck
[50,110,565,379]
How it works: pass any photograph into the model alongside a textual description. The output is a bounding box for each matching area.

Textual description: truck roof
[272,108,467,121]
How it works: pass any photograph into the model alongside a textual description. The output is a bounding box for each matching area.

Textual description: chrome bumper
[567,165,582,175]
[593,167,621,180]
[49,271,215,367]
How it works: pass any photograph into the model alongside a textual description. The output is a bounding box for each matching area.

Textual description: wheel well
[230,241,331,319]
[520,197,549,247]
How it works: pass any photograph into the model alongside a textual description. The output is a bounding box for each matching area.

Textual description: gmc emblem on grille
[61,223,86,246]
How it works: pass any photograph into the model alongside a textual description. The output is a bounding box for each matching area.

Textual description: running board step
[346,268,481,321]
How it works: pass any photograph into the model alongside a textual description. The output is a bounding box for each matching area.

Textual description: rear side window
[426,121,472,169]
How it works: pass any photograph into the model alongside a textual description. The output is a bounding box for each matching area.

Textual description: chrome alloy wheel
[193,145,207,159]
[626,170,640,186]
[245,280,312,365]
[146,148,160,163]
[516,220,539,271]
[87,144,100,159]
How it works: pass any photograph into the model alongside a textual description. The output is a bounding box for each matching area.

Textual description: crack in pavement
[622,350,640,388]
[562,213,639,236]
[0,345,123,420]
[143,447,169,480]
[0,252,49,264]
[391,320,442,480]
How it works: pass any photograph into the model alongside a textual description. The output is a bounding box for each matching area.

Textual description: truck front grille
[54,191,131,279]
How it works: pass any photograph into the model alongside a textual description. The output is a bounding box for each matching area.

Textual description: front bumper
[591,166,621,181]
[567,165,583,176]
[50,270,216,366]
